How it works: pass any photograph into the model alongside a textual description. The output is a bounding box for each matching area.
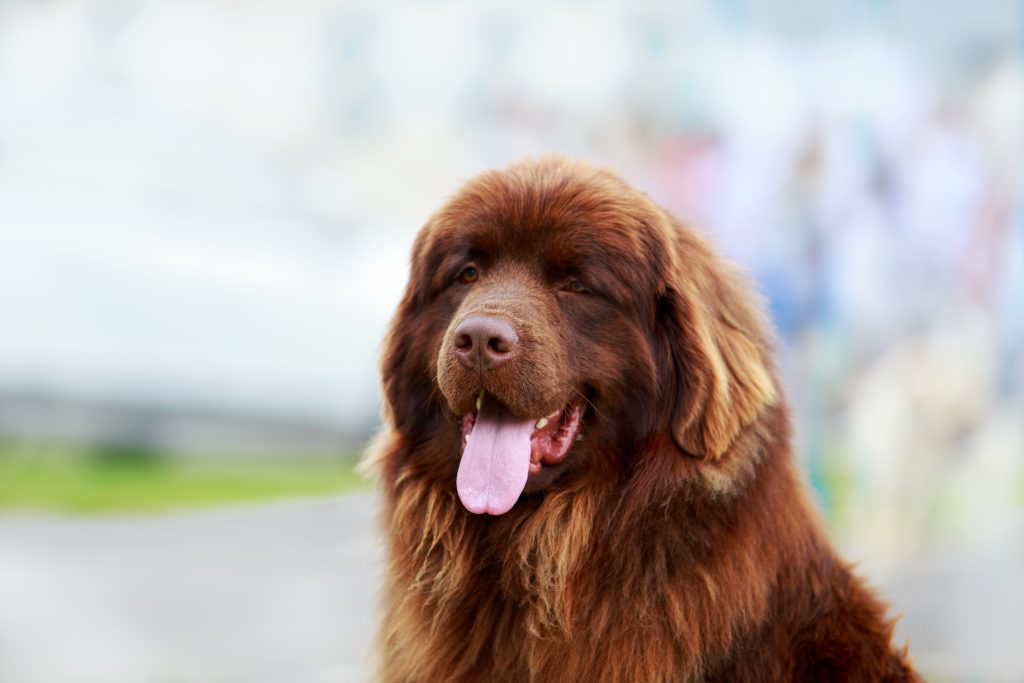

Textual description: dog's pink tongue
[457,398,534,515]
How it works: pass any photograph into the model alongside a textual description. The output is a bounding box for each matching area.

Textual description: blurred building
[2,0,1022,498]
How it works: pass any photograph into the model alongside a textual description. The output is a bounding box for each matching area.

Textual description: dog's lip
[459,396,584,476]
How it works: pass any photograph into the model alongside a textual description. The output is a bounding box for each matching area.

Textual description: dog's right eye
[458,266,479,284]
[564,280,587,293]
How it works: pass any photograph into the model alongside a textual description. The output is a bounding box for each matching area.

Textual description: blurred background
[1,0,1021,681]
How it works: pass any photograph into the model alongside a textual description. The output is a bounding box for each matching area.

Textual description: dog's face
[432,183,670,513]
[380,158,776,514]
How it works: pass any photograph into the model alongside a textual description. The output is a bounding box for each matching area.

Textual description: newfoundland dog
[362,157,919,682]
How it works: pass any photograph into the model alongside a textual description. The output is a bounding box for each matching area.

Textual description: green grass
[0,441,370,514]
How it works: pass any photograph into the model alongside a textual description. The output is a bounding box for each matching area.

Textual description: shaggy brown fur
[363,157,920,682]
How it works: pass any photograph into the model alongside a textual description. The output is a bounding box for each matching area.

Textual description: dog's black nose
[453,316,518,371]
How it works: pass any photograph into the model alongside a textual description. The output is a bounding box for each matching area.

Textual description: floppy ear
[660,225,777,460]
[378,226,441,436]
[360,228,438,479]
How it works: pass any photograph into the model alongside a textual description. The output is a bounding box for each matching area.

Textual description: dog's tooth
[547,410,560,419]
[476,390,484,412]
[465,434,470,442]
[535,417,548,429]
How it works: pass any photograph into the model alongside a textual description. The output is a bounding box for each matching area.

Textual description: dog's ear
[659,221,777,460]
[379,225,439,436]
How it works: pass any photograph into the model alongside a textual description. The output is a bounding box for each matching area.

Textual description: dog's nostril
[488,336,512,354]
[455,333,473,351]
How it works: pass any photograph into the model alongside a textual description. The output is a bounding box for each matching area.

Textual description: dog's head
[379,157,776,514]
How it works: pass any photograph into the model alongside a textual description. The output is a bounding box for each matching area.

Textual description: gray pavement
[0,493,382,683]
[1,492,1021,682]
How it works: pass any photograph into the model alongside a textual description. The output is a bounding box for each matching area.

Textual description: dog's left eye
[459,266,479,284]
[563,280,587,293]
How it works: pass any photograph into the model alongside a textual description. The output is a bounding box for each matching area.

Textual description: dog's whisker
[571,386,602,419]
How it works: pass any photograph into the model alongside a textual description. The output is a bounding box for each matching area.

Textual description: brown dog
[363,157,920,682]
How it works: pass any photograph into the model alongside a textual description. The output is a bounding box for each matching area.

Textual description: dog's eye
[563,280,587,293]
[459,266,479,284]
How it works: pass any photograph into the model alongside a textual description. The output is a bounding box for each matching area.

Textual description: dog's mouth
[457,392,583,515]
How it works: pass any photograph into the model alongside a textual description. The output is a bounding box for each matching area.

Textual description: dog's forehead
[413,163,676,304]
[463,219,640,266]
[432,181,663,270]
